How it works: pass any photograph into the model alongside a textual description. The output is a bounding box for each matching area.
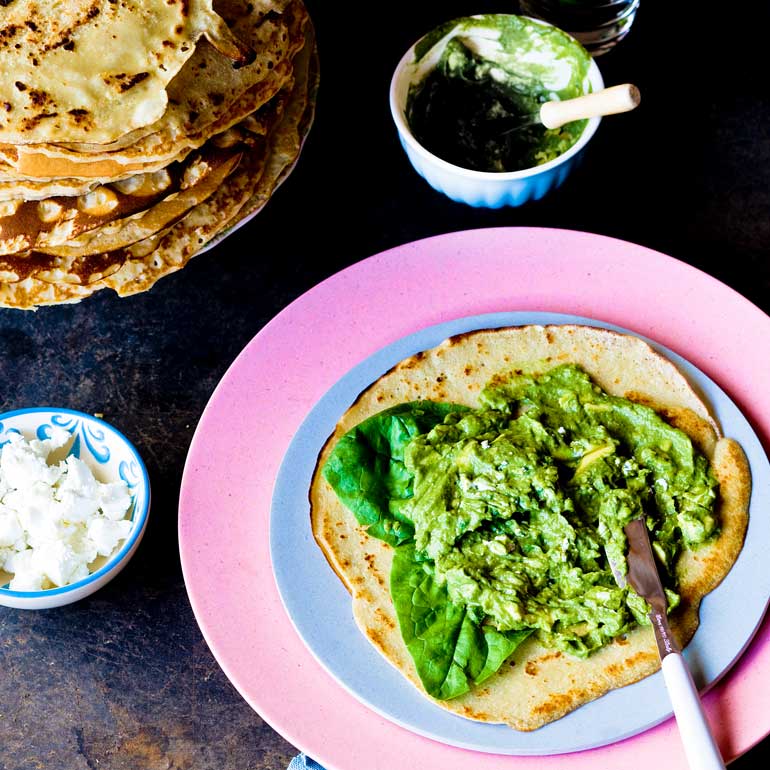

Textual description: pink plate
[179,228,770,770]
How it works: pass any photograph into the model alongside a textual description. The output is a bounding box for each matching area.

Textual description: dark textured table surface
[1,3,768,769]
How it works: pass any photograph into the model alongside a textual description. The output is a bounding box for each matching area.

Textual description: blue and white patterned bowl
[0,408,150,610]
[389,16,604,208]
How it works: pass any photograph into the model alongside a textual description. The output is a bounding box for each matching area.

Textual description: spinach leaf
[323,400,530,700]
[322,401,467,546]
[391,543,531,699]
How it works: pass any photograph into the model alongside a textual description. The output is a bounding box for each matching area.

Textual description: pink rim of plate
[179,227,770,770]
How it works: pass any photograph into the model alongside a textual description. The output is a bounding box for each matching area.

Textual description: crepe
[0,0,306,177]
[310,325,751,731]
[0,0,315,308]
[0,0,251,145]
[0,22,317,308]
[0,148,244,258]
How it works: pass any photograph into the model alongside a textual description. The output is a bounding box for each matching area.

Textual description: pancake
[0,22,318,308]
[0,0,307,178]
[0,147,244,259]
[0,177,104,203]
[0,63,293,180]
[0,0,251,145]
[0,0,314,307]
[98,24,317,298]
[309,325,751,731]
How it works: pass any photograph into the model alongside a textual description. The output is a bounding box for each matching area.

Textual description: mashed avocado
[406,15,592,172]
[403,365,718,656]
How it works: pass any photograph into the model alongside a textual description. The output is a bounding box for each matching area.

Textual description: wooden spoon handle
[540,84,640,129]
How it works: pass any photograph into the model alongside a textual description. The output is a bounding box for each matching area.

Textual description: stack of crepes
[0,0,316,308]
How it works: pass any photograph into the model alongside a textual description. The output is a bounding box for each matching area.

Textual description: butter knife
[622,517,726,770]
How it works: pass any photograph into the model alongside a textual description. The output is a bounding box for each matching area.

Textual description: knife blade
[618,517,726,770]
[625,517,680,660]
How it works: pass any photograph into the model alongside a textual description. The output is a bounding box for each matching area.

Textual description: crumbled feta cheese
[473,476,495,491]
[30,540,91,588]
[87,518,133,557]
[0,199,21,218]
[0,506,24,549]
[1,433,63,488]
[98,482,133,521]
[6,550,45,591]
[37,200,64,224]
[59,456,99,496]
[0,432,133,591]
[486,539,507,556]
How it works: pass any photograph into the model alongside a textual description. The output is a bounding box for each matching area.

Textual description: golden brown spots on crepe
[103,71,150,93]
[531,689,589,719]
[624,651,655,668]
[374,608,395,631]
[20,112,58,131]
[624,390,656,408]
[458,705,493,721]
[364,625,387,653]
[604,662,622,677]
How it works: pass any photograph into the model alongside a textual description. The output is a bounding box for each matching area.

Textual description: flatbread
[0,147,244,260]
[100,23,317,298]
[310,325,751,730]
[0,0,307,177]
[0,21,318,308]
[0,0,249,144]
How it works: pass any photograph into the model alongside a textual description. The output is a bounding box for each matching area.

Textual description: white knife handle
[661,653,726,770]
[540,84,640,129]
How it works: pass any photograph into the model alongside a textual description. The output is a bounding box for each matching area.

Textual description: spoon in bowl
[490,83,640,135]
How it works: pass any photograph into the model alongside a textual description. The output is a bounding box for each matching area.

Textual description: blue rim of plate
[270,311,770,756]
[0,407,151,599]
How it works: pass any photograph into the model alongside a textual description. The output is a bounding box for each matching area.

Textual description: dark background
[0,2,768,768]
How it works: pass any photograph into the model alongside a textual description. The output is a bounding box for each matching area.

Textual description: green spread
[403,365,718,656]
[323,364,719,697]
[406,15,593,173]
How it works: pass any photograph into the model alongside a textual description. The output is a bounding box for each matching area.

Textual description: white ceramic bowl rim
[389,16,605,180]
[0,407,151,599]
